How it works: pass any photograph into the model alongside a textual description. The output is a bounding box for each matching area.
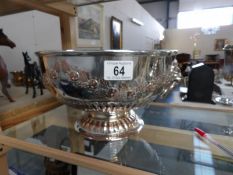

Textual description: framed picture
[76,3,104,48]
[214,39,227,51]
[110,16,123,49]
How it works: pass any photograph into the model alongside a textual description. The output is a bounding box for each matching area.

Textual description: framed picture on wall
[76,3,104,48]
[214,39,227,51]
[110,16,123,49]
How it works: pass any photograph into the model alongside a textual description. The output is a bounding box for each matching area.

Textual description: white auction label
[104,61,133,80]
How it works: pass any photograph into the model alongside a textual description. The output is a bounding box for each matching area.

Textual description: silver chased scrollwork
[38,50,181,140]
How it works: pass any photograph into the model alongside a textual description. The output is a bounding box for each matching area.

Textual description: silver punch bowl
[38,50,181,140]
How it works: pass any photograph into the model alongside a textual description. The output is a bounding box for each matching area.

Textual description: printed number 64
[114,66,125,76]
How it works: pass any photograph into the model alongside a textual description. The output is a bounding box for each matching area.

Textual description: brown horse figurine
[0,29,16,102]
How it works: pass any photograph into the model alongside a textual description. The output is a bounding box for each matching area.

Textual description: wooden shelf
[0,0,116,49]
[0,0,76,17]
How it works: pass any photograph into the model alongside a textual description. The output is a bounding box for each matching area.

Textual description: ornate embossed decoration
[38,50,181,140]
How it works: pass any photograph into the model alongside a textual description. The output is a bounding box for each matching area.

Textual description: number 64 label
[104,61,133,80]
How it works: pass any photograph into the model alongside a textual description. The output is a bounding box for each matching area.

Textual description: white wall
[0,10,62,72]
[0,0,163,73]
[163,0,233,58]
[164,25,233,58]
[103,0,164,50]
[179,0,233,11]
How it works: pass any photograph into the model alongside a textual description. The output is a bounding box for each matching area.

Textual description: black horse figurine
[0,29,16,102]
[22,51,43,98]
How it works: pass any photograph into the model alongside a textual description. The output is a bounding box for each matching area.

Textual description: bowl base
[74,110,144,141]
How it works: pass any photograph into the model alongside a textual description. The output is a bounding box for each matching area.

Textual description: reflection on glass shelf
[23,125,233,175]
[142,105,233,137]
[4,104,233,175]
[8,149,45,175]
[193,136,215,175]
[31,125,163,174]
[8,149,105,175]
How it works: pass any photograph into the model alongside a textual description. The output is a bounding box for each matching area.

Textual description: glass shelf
[2,104,233,175]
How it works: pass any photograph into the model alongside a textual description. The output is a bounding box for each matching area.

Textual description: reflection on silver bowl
[37,50,181,140]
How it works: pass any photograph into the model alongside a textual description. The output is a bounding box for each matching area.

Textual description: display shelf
[0,104,233,175]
